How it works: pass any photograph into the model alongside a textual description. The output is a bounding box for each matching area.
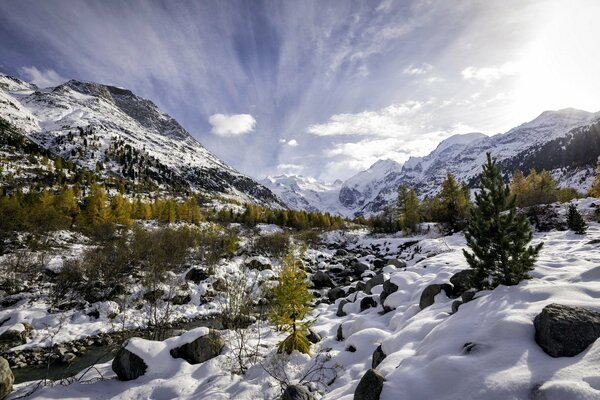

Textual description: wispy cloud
[403,63,433,75]
[19,66,66,88]
[461,62,518,85]
[208,114,256,137]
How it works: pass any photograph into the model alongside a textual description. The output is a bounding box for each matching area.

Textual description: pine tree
[270,246,313,355]
[463,153,543,289]
[439,172,469,227]
[566,203,587,234]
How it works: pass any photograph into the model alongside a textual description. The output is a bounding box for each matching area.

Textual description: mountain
[260,174,346,214]
[0,75,282,206]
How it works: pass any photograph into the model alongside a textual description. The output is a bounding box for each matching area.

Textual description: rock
[170,329,224,364]
[107,284,127,300]
[419,283,452,310]
[534,303,600,357]
[373,259,385,269]
[337,300,349,317]
[212,278,227,292]
[372,345,386,369]
[355,281,366,293]
[354,368,385,400]
[185,268,210,284]
[0,326,27,349]
[336,324,344,341]
[246,258,271,271]
[365,274,385,295]
[170,292,192,305]
[112,346,148,381]
[335,249,348,257]
[347,345,357,352]
[0,357,13,399]
[143,289,163,302]
[451,300,463,313]
[282,384,316,400]
[461,288,478,303]
[360,296,377,312]
[312,271,334,289]
[87,309,100,319]
[449,269,476,296]
[379,280,399,307]
[328,287,346,302]
[352,262,370,277]
[307,329,321,344]
[386,259,406,268]
[61,352,76,364]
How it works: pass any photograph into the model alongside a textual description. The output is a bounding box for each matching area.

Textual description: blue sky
[1,0,600,181]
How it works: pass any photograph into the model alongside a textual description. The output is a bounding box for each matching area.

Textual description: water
[12,316,223,384]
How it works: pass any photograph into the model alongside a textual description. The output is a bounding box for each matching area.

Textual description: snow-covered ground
[8,201,600,400]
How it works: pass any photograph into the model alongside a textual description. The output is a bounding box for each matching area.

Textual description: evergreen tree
[270,246,313,355]
[566,203,587,234]
[463,153,543,289]
[439,172,469,227]
[397,184,420,233]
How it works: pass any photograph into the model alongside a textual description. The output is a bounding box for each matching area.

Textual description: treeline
[368,166,588,234]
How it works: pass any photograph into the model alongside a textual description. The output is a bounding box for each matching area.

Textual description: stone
[355,281,366,293]
[212,278,227,292]
[386,259,406,268]
[112,345,148,381]
[336,324,344,341]
[170,292,192,305]
[461,288,478,303]
[312,271,334,289]
[0,326,27,349]
[185,268,210,284]
[365,274,385,295]
[143,289,163,302]
[360,296,377,312]
[372,345,386,369]
[328,287,346,302]
[379,280,399,307]
[282,384,316,400]
[0,357,13,399]
[354,368,385,400]
[307,329,321,344]
[246,258,271,271]
[335,249,348,257]
[449,269,476,297]
[534,303,600,357]
[337,300,349,317]
[419,284,452,310]
[170,329,224,364]
[87,309,100,319]
[352,262,370,277]
[451,300,463,314]
[372,259,385,269]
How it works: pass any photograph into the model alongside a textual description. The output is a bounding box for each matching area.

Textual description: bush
[253,232,290,257]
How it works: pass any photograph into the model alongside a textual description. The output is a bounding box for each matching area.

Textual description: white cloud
[278,139,287,144]
[461,62,518,85]
[208,113,256,137]
[307,101,426,137]
[277,163,303,173]
[19,66,66,88]
[287,139,298,147]
[403,63,433,75]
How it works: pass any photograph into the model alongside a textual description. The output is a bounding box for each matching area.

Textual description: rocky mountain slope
[0,75,282,206]
[260,175,344,214]
[269,109,600,217]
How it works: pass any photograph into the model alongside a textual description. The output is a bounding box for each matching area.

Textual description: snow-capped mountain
[260,174,346,214]
[0,75,281,206]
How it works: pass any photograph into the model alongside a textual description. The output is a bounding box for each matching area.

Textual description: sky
[1,0,600,182]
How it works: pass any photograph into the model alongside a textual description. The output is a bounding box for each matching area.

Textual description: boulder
[386,259,406,268]
[335,249,348,257]
[212,278,227,292]
[185,268,210,284]
[354,368,385,400]
[461,288,478,303]
[419,283,452,310]
[0,357,13,400]
[170,292,192,305]
[365,274,385,295]
[328,287,346,302]
[449,269,476,296]
[336,324,344,341]
[372,345,386,369]
[282,384,316,400]
[170,329,224,364]
[112,346,148,381]
[312,271,334,289]
[372,259,385,269]
[246,258,271,271]
[451,300,462,314]
[0,325,28,349]
[355,281,367,293]
[360,296,377,312]
[534,303,600,357]
[307,329,321,344]
[143,289,163,303]
[379,280,399,308]
[352,262,370,277]
[337,299,349,317]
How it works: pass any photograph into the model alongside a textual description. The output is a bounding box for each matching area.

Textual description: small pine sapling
[566,203,587,234]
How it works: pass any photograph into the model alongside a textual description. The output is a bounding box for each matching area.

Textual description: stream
[11,316,223,384]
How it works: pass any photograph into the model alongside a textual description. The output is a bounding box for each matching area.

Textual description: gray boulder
[0,325,29,350]
[112,345,148,381]
[386,259,406,268]
[335,249,348,256]
[419,283,452,310]
[365,274,385,295]
[534,303,600,357]
[336,324,344,341]
[372,259,385,269]
[185,268,210,283]
[170,329,224,364]
[282,384,316,400]
[328,287,346,302]
[337,299,349,317]
[312,271,334,289]
[372,345,386,369]
[246,258,271,271]
[354,368,385,400]
[360,296,377,312]
[449,269,476,296]
[461,288,478,303]
[0,357,13,400]
[307,329,321,344]
[352,262,370,277]
[379,280,399,308]
[451,300,463,314]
